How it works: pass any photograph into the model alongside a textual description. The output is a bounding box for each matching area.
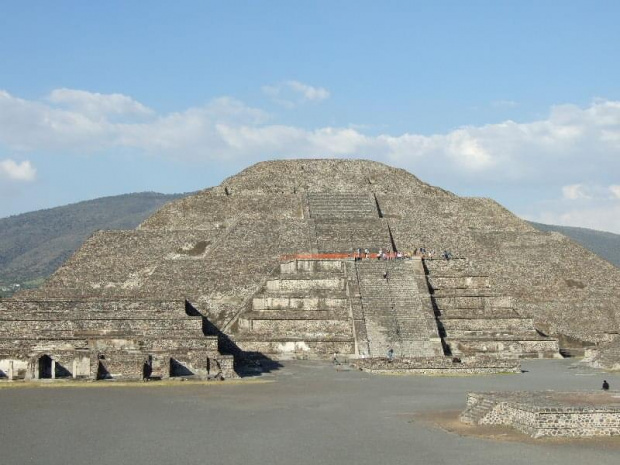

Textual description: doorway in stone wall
[142,355,153,380]
[38,355,53,379]
[96,360,111,380]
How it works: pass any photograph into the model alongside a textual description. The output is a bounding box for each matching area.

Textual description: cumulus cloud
[262,80,330,107]
[48,88,153,119]
[562,184,590,200]
[0,87,619,185]
[1,89,619,176]
[522,182,620,233]
[1,88,620,231]
[560,183,620,201]
[0,159,36,181]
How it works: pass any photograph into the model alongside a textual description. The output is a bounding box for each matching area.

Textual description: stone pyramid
[2,159,619,378]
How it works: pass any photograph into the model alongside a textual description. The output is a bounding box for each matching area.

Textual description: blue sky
[1,1,620,232]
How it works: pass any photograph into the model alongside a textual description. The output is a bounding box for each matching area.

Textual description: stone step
[0,299,189,318]
[440,318,535,332]
[437,307,519,319]
[431,289,499,297]
[252,295,348,311]
[460,397,498,424]
[231,340,356,358]
[446,338,560,358]
[0,319,203,333]
[241,310,349,320]
[280,260,344,274]
[237,319,353,338]
[433,295,513,309]
[0,329,207,339]
[0,337,217,351]
[445,330,540,339]
[427,276,491,290]
[0,310,194,320]
[254,290,349,300]
[266,276,346,292]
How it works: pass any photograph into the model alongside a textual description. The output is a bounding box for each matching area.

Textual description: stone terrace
[425,258,560,359]
[0,298,234,381]
[231,259,356,359]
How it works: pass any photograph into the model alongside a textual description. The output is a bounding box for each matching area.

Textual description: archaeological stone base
[460,391,620,438]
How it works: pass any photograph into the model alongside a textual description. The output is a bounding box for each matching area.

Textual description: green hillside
[0,192,186,295]
[1,193,618,297]
[528,222,620,268]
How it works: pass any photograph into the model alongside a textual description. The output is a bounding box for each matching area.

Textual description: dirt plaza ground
[1,359,619,465]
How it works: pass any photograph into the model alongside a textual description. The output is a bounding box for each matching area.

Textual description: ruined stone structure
[461,391,620,438]
[1,159,619,380]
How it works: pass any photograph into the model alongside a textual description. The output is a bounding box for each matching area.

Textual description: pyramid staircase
[349,259,444,358]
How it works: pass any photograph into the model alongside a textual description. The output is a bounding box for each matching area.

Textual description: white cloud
[285,80,330,102]
[1,88,620,231]
[562,184,590,200]
[0,159,36,181]
[0,88,619,193]
[262,80,330,107]
[48,88,153,119]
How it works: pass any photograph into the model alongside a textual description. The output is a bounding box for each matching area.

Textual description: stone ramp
[353,259,443,358]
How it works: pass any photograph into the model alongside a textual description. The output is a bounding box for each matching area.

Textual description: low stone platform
[461,391,620,438]
[351,356,521,375]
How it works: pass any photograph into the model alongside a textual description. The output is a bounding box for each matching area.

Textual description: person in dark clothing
[602,380,610,391]
[383,271,388,279]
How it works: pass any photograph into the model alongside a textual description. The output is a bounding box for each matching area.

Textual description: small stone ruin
[461,391,620,438]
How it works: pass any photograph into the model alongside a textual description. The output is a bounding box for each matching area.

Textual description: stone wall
[353,356,521,375]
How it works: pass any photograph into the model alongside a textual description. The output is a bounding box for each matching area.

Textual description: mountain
[1,189,618,297]
[528,222,620,268]
[0,192,187,294]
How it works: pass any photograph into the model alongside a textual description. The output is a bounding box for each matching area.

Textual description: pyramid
[2,159,619,379]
